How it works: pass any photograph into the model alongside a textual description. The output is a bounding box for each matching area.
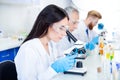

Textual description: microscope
[64,30,87,76]
[97,23,107,41]
[64,30,87,59]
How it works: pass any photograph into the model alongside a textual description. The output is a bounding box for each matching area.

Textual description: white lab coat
[15,38,62,80]
[72,20,98,43]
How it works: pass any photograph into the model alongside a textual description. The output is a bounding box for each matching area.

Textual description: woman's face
[48,17,69,42]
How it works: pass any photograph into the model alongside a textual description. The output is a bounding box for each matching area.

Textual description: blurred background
[0,0,120,39]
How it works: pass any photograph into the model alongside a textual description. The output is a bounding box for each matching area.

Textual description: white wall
[39,0,72,11]
[0,0,72,37]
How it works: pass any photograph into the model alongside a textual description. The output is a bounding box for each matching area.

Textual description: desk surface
[0,38,22,51]
[52,49,120,80]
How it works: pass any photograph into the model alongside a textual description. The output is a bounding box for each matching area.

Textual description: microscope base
[64,67,87,76]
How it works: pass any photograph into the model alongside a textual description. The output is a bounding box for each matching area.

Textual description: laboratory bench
[0,38,22,62]
[52,48,120,80]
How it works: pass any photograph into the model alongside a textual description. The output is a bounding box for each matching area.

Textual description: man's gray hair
[64,6,79,17]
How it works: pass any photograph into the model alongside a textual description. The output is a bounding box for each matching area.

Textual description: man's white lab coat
[72,20,98,42]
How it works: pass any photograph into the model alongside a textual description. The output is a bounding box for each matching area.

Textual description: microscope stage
[64,67,87,76]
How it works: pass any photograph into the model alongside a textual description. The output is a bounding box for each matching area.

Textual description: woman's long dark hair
[23,4,69,43]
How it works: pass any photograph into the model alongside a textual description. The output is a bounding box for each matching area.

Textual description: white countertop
[52,52,102,80]
[52,49,120,80]
[0,38,23,51]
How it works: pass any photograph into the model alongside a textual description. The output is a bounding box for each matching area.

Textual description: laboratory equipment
[66,30,77,42]
[97,23,107,37]
[66,30,87,59]
[97,23,106,55]
[64,60,87,76]
[104,44,115,80]
[99,37,104,55]
[64,30,87,75]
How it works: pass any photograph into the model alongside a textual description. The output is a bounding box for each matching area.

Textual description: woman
[14,4,77,80]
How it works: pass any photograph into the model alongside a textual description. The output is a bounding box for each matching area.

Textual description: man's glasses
[70,20,79,25]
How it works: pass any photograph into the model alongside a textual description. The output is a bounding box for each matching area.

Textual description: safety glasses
[52,23,69,34]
